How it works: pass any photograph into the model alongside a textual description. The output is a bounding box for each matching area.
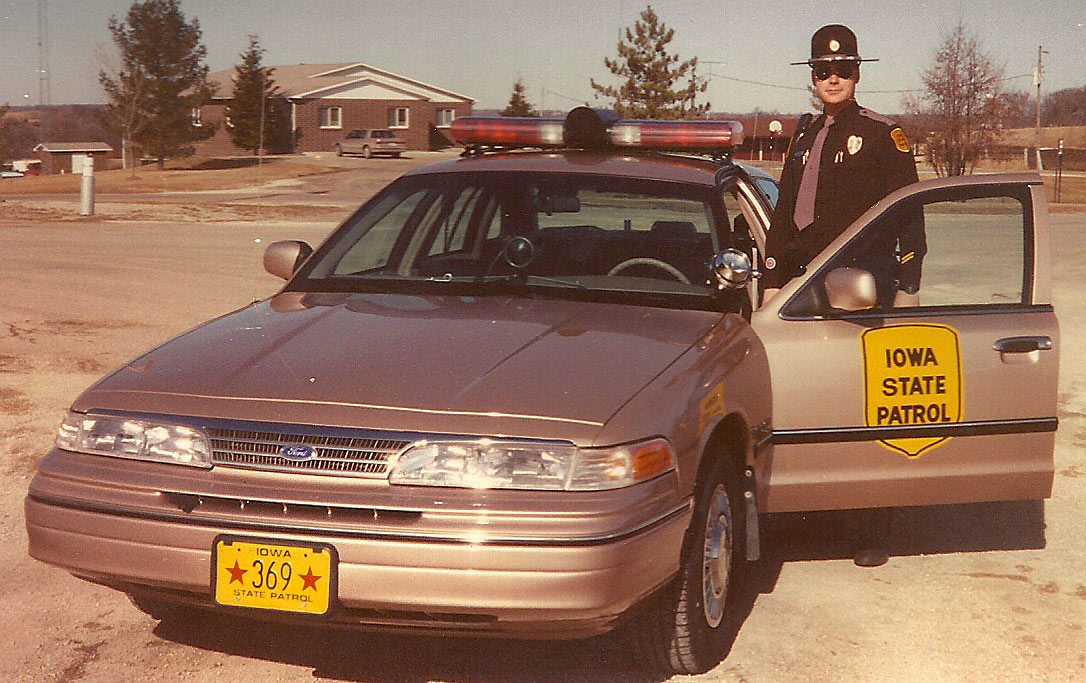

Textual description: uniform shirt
[763,100,925,300]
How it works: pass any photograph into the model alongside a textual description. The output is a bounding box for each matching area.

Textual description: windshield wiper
[479,274,589,290]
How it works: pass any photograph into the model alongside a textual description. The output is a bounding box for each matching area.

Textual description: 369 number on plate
[212,536,336,615]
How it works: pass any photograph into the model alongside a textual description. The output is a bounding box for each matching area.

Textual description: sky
[1,0,1084,115]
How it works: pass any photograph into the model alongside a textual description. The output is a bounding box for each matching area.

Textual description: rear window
[371,130,396,138]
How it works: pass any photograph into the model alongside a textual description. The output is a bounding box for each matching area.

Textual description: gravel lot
[1,164,1083,682]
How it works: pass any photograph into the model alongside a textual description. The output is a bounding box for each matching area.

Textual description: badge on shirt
[765,257,777,270]
[847,135,863,155]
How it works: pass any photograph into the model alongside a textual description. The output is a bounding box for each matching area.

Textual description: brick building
[196,62,474,156]
[33,142,114,175]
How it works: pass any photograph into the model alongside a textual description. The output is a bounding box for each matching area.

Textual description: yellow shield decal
[861,324,962,458]
[890,127,911,153]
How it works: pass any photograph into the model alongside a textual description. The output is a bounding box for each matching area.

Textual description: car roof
[403,150,740,186]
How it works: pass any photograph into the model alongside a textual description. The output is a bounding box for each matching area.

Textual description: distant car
[1,170,24,178]
[26,107,1058,675]
[334,129,406,158]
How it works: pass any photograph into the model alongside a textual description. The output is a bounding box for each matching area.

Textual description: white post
[79,154,94,216]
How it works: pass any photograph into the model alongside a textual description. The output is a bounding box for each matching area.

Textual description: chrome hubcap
[701,484,730,628]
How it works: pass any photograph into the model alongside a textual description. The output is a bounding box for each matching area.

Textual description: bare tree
[905,21,1005,176]
[96,41,149,174]
[1042,86,1086,126]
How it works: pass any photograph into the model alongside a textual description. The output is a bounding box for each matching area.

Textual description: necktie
[793,116,834,231]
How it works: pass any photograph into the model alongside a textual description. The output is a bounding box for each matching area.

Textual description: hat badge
[829,39,840,52]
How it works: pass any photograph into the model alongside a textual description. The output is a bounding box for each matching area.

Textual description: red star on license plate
[299,566,322,591]
[227,560,247,584]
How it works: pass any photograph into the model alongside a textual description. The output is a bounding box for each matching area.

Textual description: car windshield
[296,171,730,308]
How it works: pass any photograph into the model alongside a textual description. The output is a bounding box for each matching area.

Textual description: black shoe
[854,547,889,567]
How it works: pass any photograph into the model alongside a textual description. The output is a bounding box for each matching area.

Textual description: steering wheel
[607,258,690,284]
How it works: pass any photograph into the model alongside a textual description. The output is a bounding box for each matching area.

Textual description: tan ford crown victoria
[26,108,1057,674]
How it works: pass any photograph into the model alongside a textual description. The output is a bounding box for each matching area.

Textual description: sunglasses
[812,62,857,81]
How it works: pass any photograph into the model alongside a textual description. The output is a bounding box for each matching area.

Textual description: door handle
[993,336,1053,353]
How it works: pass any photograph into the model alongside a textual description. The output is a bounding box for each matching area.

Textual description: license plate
[212,536,337,615]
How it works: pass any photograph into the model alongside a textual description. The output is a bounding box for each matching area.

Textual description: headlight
[55,411,212,468]
[389,438,674,491]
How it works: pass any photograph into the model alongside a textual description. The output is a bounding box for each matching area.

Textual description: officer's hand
[762,288,780,305]
[894,290,920,308]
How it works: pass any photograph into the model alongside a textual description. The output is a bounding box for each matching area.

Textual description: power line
[545,88,589,105]
[706,71,1035,96]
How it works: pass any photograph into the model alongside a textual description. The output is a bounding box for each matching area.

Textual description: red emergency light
[610,119,744,151]
[450,107,744,154]
[449,117,565,148]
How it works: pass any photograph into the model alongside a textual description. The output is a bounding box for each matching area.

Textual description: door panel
[752,176,1058,512]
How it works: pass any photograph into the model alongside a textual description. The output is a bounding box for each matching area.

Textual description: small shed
[33,142,114,175]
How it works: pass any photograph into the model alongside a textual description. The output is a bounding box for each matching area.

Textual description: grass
[0,156,343,195]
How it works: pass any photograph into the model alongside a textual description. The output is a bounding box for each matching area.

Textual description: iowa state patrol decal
[861,324,962,458]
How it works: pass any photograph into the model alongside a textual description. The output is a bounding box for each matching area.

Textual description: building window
[437,108,455,128]
[320,106,342,129]
[191,108,202,127]
[388,107,409,129]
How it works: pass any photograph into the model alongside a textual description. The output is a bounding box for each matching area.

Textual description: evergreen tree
[501,79,539,117]
[99,0,214,169]
[226,36,289,154]
[590,5,708,119]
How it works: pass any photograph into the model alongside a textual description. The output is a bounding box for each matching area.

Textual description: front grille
[207,427,411,478]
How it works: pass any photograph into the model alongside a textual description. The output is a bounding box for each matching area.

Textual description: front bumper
[25,450,689,638]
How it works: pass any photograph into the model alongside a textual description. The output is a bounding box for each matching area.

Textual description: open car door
[751,173,1057,512]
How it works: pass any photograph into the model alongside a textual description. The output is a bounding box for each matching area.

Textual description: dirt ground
[1,158,1084,682]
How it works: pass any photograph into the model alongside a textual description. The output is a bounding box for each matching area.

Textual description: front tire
[362,145,373,158]
[632,458,744,674]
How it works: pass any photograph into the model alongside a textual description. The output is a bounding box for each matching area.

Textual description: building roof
[34,142,114,153]
[207,62,473,104]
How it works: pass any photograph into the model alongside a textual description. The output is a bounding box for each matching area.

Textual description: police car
[25,107,1057,674]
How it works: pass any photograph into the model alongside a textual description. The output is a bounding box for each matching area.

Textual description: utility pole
[1034,46,1047,171]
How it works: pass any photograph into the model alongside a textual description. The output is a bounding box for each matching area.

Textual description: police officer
[763,24,924,308]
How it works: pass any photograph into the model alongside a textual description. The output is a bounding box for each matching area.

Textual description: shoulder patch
[890,127,911,153]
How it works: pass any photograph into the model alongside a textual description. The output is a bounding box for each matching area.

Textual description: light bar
[450,109,744,154]
[449,117,565,148]
[610,120,744,151]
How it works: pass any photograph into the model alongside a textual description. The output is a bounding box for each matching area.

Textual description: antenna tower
[37,0,51,105]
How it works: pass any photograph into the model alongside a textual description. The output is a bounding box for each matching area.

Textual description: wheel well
[677,412,752,566]
[697,412,748,486]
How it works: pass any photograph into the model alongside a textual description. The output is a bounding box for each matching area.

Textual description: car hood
[75,292,722,441]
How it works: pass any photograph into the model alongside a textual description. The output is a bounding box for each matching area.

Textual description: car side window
[783,185,1032,317]
[914,194,1026,306]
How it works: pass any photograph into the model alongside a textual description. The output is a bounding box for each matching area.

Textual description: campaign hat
[791,24,879,65]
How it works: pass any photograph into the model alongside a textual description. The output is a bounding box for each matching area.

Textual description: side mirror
[264,240,313,280]
[710,248,754,290]
[824,267,877,311]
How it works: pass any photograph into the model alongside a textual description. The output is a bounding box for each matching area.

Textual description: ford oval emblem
[280,444,315,460]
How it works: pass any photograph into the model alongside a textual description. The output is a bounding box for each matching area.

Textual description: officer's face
[812,66,858,110]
